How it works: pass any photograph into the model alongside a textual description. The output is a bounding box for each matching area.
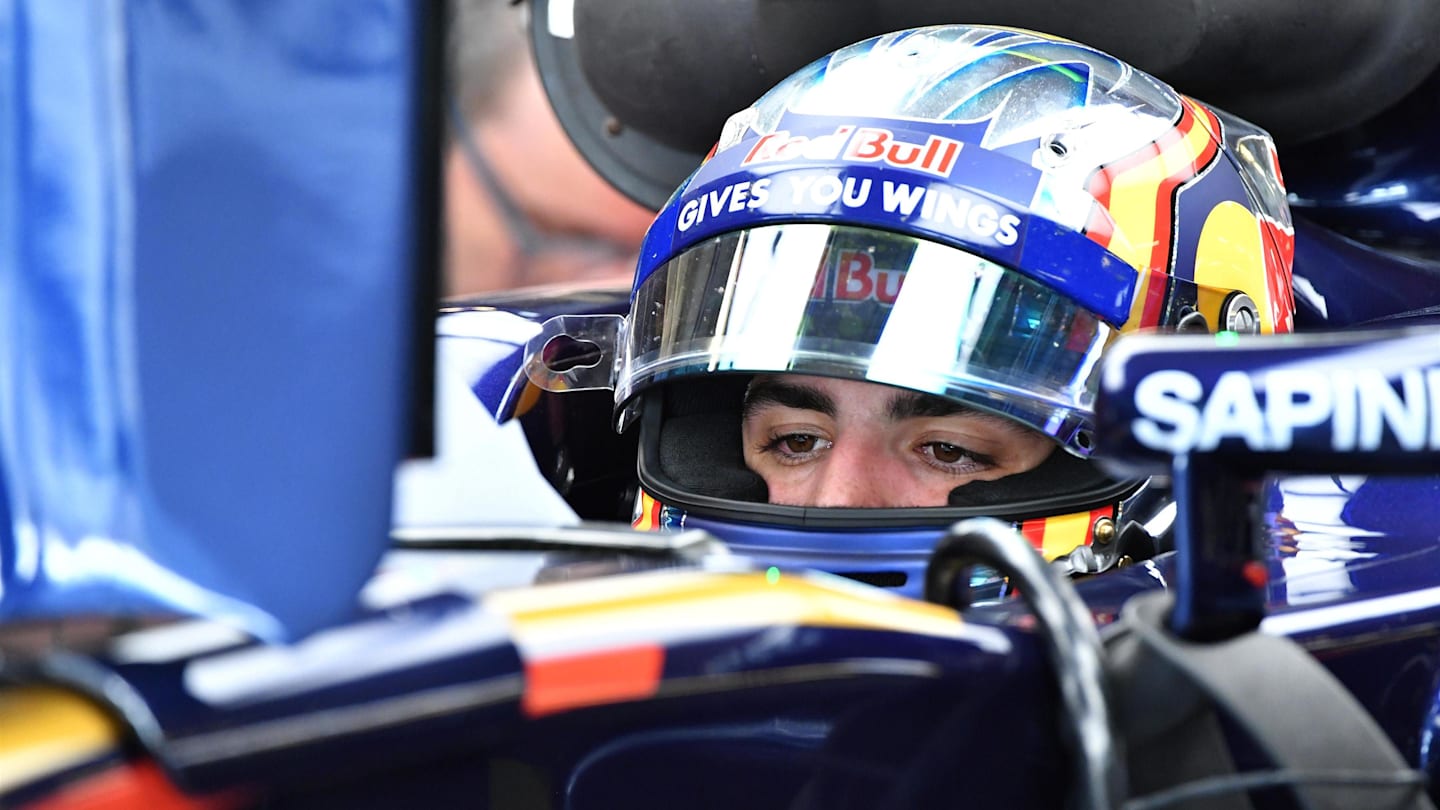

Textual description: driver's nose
[810,440,911,508]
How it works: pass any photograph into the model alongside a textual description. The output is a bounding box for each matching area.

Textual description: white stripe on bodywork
[1261,584,1440,637]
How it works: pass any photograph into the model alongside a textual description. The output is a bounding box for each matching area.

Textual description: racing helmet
[525,25,1295,596]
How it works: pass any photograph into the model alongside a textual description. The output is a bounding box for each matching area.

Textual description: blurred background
[444,0,654,296]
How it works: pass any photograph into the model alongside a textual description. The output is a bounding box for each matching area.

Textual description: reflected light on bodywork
[37,531,283,639]
[182,603,510,707]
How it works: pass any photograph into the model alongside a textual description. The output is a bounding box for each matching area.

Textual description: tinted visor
[621,224,1112,455]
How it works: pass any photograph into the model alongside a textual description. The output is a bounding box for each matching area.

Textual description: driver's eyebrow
[888,391,977,421]
[742,379,836,419]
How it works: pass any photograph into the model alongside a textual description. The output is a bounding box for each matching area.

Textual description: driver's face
[740,375,1054,508]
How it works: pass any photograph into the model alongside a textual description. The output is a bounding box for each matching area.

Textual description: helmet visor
[621,224,1112,454]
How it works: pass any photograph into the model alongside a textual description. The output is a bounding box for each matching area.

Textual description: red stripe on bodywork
[523,645,665,718]
[22,759,245,810]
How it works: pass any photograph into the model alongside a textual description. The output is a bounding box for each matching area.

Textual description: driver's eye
[783,435,820,453]
[931,443,965,463]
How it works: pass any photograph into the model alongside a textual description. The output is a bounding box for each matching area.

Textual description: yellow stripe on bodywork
[0,685,123,793]
[486,570,968,655]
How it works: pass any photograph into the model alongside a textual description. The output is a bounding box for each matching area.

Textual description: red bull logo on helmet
[743,125,963,178]
[660,113,1037,276]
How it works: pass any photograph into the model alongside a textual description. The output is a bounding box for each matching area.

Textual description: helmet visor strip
[620,223,1112,455]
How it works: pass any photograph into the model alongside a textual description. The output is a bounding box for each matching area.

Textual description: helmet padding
[651,376,768,501]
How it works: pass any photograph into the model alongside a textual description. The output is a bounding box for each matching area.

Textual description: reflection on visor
[621,224,1111,454]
